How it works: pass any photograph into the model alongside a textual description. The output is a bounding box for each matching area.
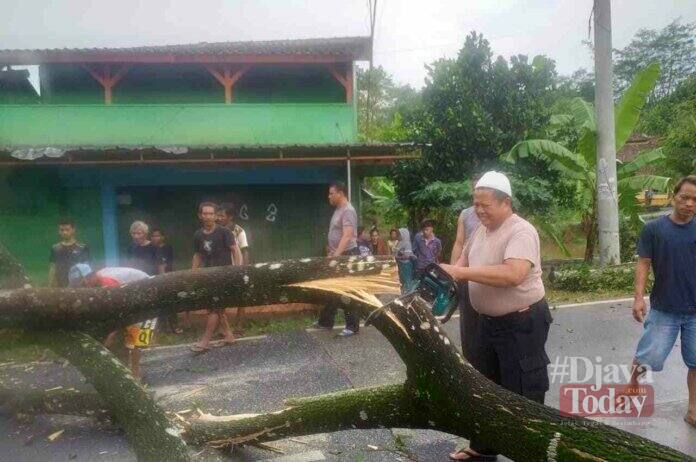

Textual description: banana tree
[503,62,670,262]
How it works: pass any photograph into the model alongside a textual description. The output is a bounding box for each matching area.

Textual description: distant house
[0,37,418,282]
[617,133,660,162]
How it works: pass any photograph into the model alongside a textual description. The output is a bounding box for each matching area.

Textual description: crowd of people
[46,172,696,459]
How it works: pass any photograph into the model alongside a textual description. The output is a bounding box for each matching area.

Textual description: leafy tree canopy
[614,19,696,100]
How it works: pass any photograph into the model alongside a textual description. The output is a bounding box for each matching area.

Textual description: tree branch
[0,257,393,333]
[184,384,421,447]
[29,331,190,462]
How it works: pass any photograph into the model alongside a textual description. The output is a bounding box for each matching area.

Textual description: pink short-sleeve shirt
[466,214,545,316]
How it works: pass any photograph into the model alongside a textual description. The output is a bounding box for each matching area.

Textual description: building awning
[0,36,372,65]
[0,142,422,167]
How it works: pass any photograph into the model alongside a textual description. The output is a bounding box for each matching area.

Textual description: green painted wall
[0,103,357,146]
[115,184,333,268]
[0,168,104,285]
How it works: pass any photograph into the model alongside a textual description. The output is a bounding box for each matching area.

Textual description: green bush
[549,264,651,293]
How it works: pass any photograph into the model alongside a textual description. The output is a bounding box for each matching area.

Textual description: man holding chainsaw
[441,171,552,462]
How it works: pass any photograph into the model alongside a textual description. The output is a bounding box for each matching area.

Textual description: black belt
[480,298,546,322]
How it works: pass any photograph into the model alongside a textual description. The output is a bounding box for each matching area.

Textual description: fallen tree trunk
[1,254,691,460]
[28,330,191,462]
[184,291,691,462]
[1,243,191,460]
[0,256,392,334]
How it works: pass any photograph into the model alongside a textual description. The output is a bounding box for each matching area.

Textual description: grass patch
[146,313,318,348]
[0,329,56,364]
[545,288,633,305]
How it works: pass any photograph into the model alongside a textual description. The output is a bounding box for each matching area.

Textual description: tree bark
[184,292,691,461]
[186,384,421,447]
[0,256,392,334]
[28,331,191,462]
[1,254,690,461]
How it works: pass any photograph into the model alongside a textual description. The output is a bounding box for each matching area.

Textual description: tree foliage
[357,65,419,142]
[614,20,696,100]
[391,32,565,222]
[505,63,670,262]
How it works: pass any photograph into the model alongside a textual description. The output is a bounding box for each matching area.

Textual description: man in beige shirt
[441,171,552,462]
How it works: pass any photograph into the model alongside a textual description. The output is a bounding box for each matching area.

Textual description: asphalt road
[0,297,693,461]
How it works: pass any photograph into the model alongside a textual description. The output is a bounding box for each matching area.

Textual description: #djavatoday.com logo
[550,356,654,418]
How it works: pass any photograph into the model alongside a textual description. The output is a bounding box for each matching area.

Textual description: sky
[2,0,695,89]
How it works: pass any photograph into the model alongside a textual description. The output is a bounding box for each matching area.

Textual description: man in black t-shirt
[151,228,180,333]
[193,224,236,267]
[151,228,174,273]
[125,221,158,276]
[49,219,90,288]
[191,202,243,353]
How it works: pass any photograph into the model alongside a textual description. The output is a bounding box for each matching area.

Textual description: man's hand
[633,298,647,323]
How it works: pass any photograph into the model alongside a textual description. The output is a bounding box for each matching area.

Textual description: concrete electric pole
[593,0,621,266]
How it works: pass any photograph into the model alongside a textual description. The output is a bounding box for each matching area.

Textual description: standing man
[451,199,482,362]
[191,202,242,353]
[441,171,551,461]
[413,219,442,279]
[125,221,158,276]
[628,176,696,428]
[218,203,250,265]
[316,181,361,337]
[48,219,90,288]
[151,228,181,334]
[217,202,250,334]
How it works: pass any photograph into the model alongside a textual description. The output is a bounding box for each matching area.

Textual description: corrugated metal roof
[0,142,423,161]
[0,36,372,63]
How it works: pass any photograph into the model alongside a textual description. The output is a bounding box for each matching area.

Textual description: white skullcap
[475,171,512,197]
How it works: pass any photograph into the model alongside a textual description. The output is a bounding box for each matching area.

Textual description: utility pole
[365,0,378,136]
[593,0,620,266]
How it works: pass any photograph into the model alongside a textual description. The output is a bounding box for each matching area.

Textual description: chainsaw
[365,263,459,326]
[413,263,459,323]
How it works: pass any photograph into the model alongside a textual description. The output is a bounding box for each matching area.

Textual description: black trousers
[458,282,479,362]
[469,298,552,456]
[317,247,361,333]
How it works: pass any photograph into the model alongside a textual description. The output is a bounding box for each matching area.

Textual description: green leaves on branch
[504,139,590,182]
[503,63,668,262]
[614,62,661,151]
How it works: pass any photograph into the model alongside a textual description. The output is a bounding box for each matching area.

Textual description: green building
[0,37,417,284]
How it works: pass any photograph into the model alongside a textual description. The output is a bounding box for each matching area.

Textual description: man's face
[151,231,163,246]
[674,182,696,218]
[199,206,217,226]
[58,224,75,241]
[473,188,510,229]
[328,187,343,207]
[370,231,380,243]
[422,226,434,239]
[130,229,147,244]
[216,210,230,226]
[390,230,398,240]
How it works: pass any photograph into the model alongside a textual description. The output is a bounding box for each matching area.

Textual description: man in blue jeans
[629,175,696,428]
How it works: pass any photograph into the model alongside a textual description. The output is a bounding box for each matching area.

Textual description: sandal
[211,338,236,348]
[189,344,210,354]
[449,448,497,461]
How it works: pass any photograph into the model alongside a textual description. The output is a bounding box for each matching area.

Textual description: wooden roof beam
[204,64,252,103]
[82,64,130,104]
[326,63,353,103]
